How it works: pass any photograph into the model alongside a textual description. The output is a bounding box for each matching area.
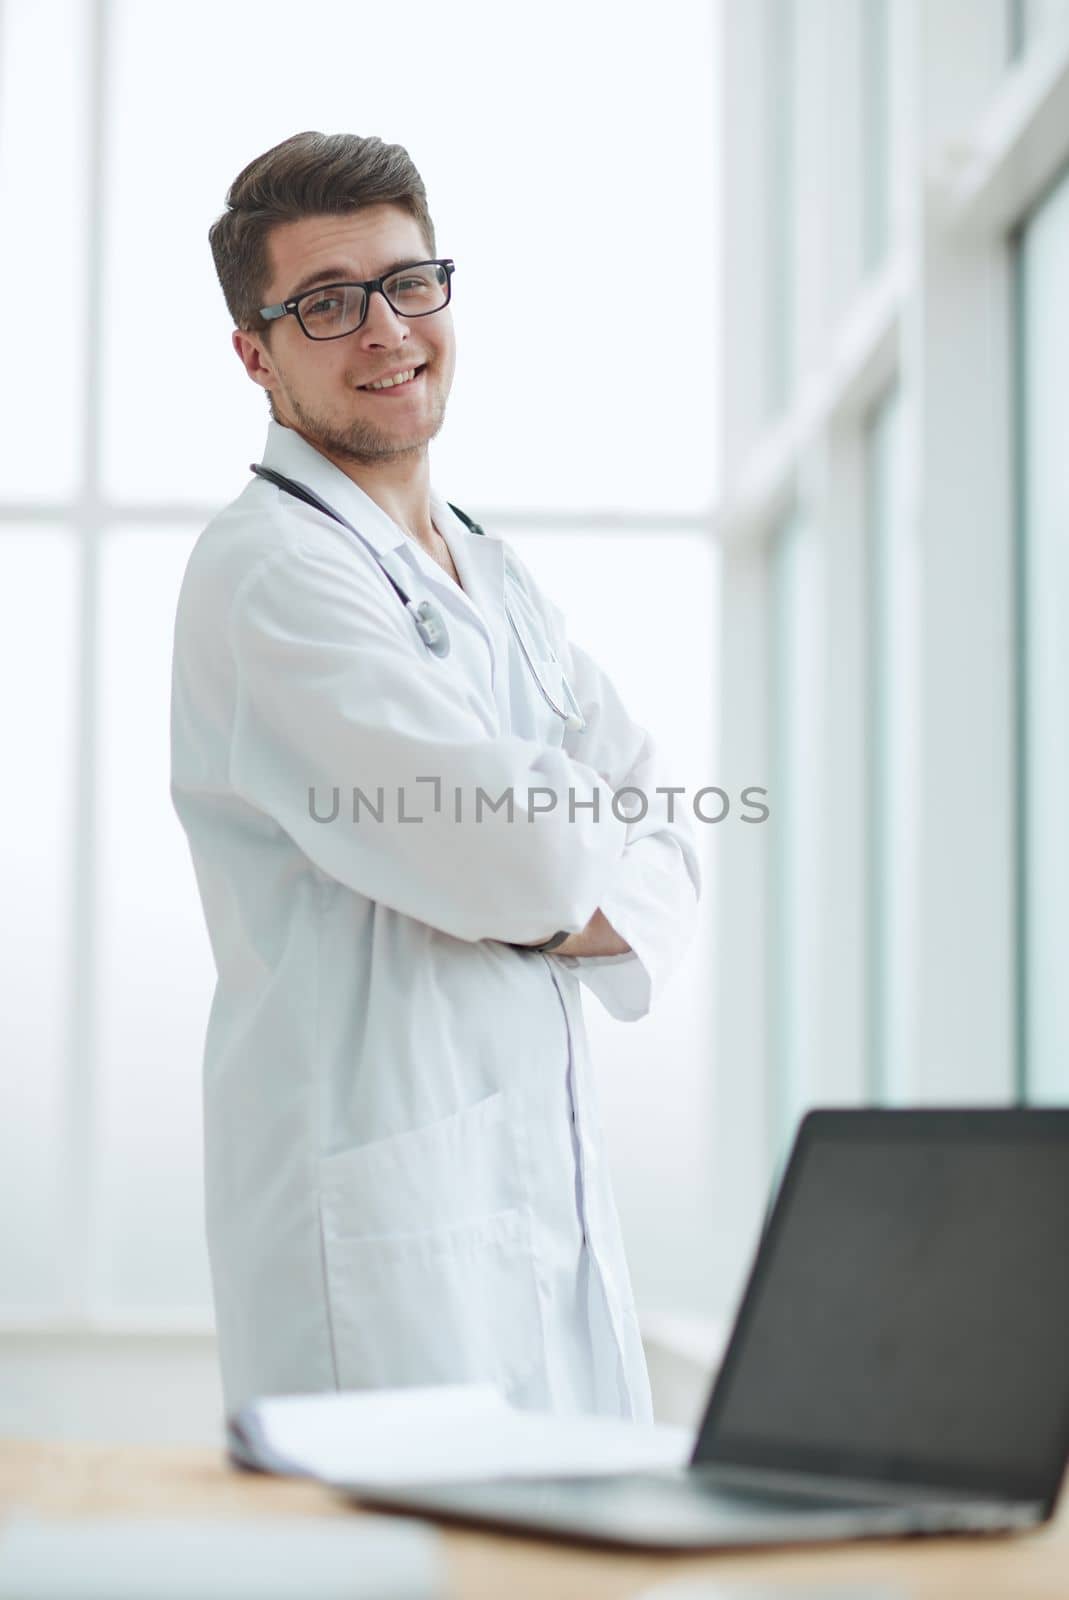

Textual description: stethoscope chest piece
[408,598,451,658]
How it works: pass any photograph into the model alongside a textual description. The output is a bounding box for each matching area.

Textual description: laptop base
[342,1467,1036,1552]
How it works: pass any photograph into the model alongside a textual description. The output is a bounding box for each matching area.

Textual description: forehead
[265,204,429,294]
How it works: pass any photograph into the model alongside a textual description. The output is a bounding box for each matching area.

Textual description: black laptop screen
[695,1111,1069,1502]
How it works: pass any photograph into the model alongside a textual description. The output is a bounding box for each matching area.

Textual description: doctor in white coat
[171,131,700,1420]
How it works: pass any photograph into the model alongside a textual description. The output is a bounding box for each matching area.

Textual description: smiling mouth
[358,364,427,392]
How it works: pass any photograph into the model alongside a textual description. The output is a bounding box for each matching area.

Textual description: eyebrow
[283,258,429,303]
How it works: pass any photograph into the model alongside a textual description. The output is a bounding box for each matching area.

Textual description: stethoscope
[250,464,586,733]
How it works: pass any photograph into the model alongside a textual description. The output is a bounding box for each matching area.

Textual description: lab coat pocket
[318,1092,545,1395]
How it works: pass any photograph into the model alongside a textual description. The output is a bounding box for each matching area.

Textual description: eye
[388,270,437,297]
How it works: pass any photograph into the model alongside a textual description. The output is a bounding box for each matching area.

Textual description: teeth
[366,367,418,390]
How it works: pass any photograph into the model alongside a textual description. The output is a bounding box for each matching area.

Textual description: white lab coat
[170,419,700,1419]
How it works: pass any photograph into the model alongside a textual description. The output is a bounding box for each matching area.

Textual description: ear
[232,328,277,396]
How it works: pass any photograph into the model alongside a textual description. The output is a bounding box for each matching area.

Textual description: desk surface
[1,1441,1066,1600]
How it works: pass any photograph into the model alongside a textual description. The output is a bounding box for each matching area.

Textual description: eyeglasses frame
[257,258,456,341]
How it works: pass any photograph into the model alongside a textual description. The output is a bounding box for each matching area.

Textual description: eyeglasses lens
[297,263,449,339]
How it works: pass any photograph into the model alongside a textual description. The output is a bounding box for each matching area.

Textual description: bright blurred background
[1,0,1067,1441]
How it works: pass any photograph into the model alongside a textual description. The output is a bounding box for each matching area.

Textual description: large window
[714,0,1063,1303]
[0,0,719,1339]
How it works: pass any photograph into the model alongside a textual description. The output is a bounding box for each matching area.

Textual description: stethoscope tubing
[503,595,585,731]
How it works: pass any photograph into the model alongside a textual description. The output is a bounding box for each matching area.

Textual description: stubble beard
[285,371,448,468]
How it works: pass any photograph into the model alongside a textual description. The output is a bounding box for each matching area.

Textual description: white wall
[0,1334,224,1448]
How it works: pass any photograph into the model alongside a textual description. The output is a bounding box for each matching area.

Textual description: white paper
[0,1517,443,1600]
[231,1384,693,1486]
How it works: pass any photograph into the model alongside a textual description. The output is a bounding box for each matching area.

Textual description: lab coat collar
[429,496,510,723]
[259,420,410,557]
[257,420,512,723]
[257,425,502,612]
[428,492,505,620]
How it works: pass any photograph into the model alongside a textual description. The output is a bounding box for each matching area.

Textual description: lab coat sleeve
[225,538,629,945]
[532,582,702,1022]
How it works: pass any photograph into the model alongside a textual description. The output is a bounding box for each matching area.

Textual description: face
[233,203,455,467]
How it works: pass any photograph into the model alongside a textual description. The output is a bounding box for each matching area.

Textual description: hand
[544,907,631,959]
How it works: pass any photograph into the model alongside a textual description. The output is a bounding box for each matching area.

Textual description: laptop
[343,1108,1069,1549]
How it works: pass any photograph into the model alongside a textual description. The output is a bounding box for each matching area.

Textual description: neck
[297,427,438,551]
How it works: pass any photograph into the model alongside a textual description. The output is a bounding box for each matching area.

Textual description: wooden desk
[1,1441,1066,1600]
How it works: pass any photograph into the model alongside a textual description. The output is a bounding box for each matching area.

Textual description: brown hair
[208,130,436,335]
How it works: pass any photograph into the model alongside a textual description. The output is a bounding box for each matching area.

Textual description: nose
[359,288,409,347]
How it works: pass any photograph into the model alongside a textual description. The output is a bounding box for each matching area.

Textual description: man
[171,130,700,1421]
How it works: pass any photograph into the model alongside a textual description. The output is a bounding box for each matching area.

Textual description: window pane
[103,0,717,514]
[0,530,79,1312]
[1018,166,1069,1103]
[769,510,820,1158]
[93,529,216,1317]
[763,0,797,417]
[0,0,85,499]
[509,527,720,1316]
[865,385,918,1104]
[860,0,892,274]
[1011,0,1069,57]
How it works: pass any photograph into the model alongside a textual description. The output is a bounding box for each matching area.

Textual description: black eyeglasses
[259,258,455,341]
